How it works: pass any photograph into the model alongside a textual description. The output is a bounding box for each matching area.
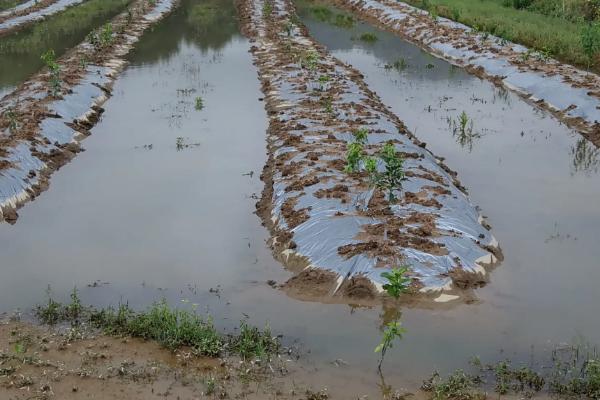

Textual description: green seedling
[41,49,61,97]
[344,142,364,173]
[322,96,334,114]
[100,23,113,46]
[333,14,354,28]
[375,320,406,369]
[300,50,319,71]
[5,107,18,133]
[425,63,435,69]
[353,127,368,144]
[368,143,405,203]
[458,111,470,134]
[195,96,204,111]
[204,377,216,395]
[381,266,411,299]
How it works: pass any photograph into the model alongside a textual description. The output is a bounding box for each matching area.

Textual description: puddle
[0,0,130,98]
[1,0,600,396]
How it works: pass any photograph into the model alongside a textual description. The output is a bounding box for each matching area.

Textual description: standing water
[1,0,600,395]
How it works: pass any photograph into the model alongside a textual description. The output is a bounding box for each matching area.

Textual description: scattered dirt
[0,320,331,400]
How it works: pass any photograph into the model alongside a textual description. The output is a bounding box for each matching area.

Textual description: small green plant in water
[381,266,411,298]
[359,32,378,43]
[195,96,204,111]
[375,320,406,369]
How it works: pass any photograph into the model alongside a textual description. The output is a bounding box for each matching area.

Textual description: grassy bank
[0,0,20,12]
[401,0,600,72]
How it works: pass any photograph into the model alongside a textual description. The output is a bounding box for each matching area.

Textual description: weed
[375,320,405,369]
[381,266,411,298]
[359,32,379,42]
[451,111,480,152]
[36,286,64,325]
[317,74,330,91]
[385,58,408,71]
[204,376,216,395]
[285,21,294,36]
[322,96,334,114]
[421,370,485,400]
[40,49,61,97]
[581,23,600,68]
[176,136,185,150]
[194,96,204,111]
[100,23,114,46]
[353,127,368,144]
[333,14,354,28]
[79,55,88,70]
[368,143,405,203]
[4,107,18,133]
[229,321,279,360]
[425,63,435,69]
[262,0,273,17]
[451,7,461,20]
[311,5,332,21]
[300,50,319,71]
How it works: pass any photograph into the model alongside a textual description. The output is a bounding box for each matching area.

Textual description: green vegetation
[40,49,61,97]
[403,0,600,71]
[358,32,379,42]
[262,0,273,17]
[375,320,406,369]
[0,0,19,11]
[4,107,18,133]
[35,290,280,360]
[384,58,408,71]
[195,96,204,110]
[300,49,320,70]
[344,142,365,173]
[381,266,411,298]
[422,370,486,400]
[366,143,405,203]
[344,128,369,172]
[310,5,354,28]
[87,22,115,50]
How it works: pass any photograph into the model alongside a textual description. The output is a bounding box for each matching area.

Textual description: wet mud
[238,0,501,305]
[328,0,600,148]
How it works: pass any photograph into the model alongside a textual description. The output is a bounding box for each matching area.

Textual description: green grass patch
[402,0,600,72]
[0,0,20,11]
[35,291,280,360]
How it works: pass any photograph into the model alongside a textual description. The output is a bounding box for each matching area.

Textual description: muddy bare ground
[0,319,333,400]
[328,0,600,148]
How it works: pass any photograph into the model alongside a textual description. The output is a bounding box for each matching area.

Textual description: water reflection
[129,0,239,64]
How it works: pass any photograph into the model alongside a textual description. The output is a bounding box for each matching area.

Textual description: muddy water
[0,0,131,98]
[1,0,600,396]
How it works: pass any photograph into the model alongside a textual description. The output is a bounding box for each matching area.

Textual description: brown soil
[0,320,330,400]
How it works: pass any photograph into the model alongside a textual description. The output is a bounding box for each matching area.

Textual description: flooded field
[1,0,600,398]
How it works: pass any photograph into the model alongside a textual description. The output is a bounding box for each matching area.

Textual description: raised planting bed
[0,0,177,223]
[328,0,600,148]
[238,0,502,305]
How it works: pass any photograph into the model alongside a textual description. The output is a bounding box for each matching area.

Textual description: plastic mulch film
[240,0,501,304]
